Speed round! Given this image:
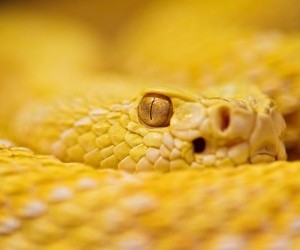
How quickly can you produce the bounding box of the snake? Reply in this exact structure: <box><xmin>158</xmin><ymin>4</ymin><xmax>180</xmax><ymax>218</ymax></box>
<box><xmin>1</xmin><ymin>8</ymin><xmax>300</xmax><ymax>250</ymax></box>
<box><xmin>0</xmin><ymin>79</ymin><xmax>296</xmax><ymax>250</ymax></box>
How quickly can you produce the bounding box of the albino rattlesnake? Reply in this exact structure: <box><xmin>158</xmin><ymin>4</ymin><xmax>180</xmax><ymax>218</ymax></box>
<box><xmin>0</xmin><ymin>81</ymin><xmax>297</xmax><ymax>249</ymax></box>
<box><xmin>1</xmin><ymin>4</ymin><xmax>300</xmax><ymax>249</ymax></box>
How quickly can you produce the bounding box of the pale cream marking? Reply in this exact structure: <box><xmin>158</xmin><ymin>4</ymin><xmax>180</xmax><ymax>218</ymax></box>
<box><xmin>49</xmin><ymin>187</ymin><xmax>74</xmax><ymax>202</ymax></box>
<box><xmin>0</xmin><ymin>139</ymin><xmax>14</xmax><ymax>147</ymax></box>
<box><xmin>102</xmin><ymin>207</ymin><xmax>127</xmax><ymax>233</ymax></box>
<box><xmin>0</xmin><ymin>217</ymin><xmax>21</xmax><ymax>234</ymax></box>
<box><xmin>77</xmin><ymin>178</ymin><xmax>98</xmax><ymax>190</ymax></box>
<box><xmin>269</xmin><ymin>237</ymin><xmax>290</xmax><ymax>250</ymax></box>
<box><xmin>21</xmin><ymin>200</ymin><xmax>47</xmax><ymax>218</ymax></box>
<box><xmin>121</xmin><ymin>100</ymin><xmax>131</xmax><ymax>105</ymax></box>
<box><xmin>289</xmin><ymin>217</ymin><xmax>300</xmax><ymax>234</ymax></box>
<box><xmin>121</xmin><ymin>194</ymin><xmax>158</xmax><ymax>214</ymax></box>
<box><xmin>118</xmin><ymin>233</ymin><xmax>152</xmax><ymax>250</ymax></box>
<box><xmin>119</xmin><ymin>172</ymin><xmax>144</xmax><ymax>185</ymax></box>
<box><xmin>89</xmin><ymin>108</ymin><xmax>109</xmax><ymax>118</ymax></box>
<box><xmin>110</xmin><ymin>104</ymin><xmax>126</xmax><ymax>111</ymax></box>
<box><xmin>13</xmin><ymin>147</ymin><xmax>32</xmax><ymax>152</ymax></box>
<box><xmin>74</xmin><ymin>117</ymin><xmax>93</xmax><ymax>127</ymax></box>
<box><xmin>216</xmin><ymin>236</ymin><xmax>246</xmax><ymax>250</ymax></box>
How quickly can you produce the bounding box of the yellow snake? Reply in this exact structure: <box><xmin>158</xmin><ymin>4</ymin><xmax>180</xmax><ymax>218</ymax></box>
<box><xmin>1</xmin><ymin>6</ymin><xmax>300</xmax><ymax>250</ymax></box>
<box><xmin>0</xmin><ymin>80</ymin><xmax>296</xmax><ymax>250</ymax></box>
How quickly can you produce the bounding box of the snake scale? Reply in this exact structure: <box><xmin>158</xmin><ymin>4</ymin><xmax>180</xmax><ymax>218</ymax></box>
<box><xmin>1</xmin><ymin>5</ymin><xmax>300</xmax><ymax>250</ymax></box>
<box><xmin>0</xmin><ymin>81</ymin><xmax>297</xmax><ymax>250</ymax></box>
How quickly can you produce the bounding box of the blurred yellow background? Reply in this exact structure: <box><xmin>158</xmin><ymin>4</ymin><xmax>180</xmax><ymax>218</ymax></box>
<box><xmin>0</xmin><ymin>0</ymin><xmax>300</xmax><ymax>97</ymax></box>
<box><xmin>1</xmin><ymin>0</ymin><xmax>300</xmax><ymax>83</ymax></box>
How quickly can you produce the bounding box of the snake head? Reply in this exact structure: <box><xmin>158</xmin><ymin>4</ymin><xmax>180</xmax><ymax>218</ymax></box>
<box><xmin>122</xmin><ymin>87</ymin><xmax>287</xmax><ymax>171</ymax></box>
<box><xmin>17</xmin><ymin>85</ymin><xmax>286</xmax><ymax>172</ymax></box>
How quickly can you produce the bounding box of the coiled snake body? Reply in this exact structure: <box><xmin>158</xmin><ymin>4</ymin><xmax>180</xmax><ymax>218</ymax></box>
<box><xmin>0</xmin><ymin>78</ymin><xmax>299</xmax><ymax>249</ymax></box>
<box><xmin>1</xmin><ymin>15</ymin><xmax>300</xmax><ymax>250</ymax></box>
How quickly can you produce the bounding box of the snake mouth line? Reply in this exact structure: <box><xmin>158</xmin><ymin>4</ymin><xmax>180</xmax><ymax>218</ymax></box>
<box><xmin>191</xmin><ymin>141</ymin><xmax>277</xmax><ymax>167</ymax></box>
<box><xmin>250</xmin><ymin>152</ymin><xmax>276</xmax><ymax>163</ymax></box>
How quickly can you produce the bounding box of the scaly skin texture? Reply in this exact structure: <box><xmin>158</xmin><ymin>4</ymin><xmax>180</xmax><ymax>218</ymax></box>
<box><xmin>0</xmin><ymin>84</ymin><xmax>290</xmax><ymax>249</ymax></box>
<box><xmin>0</xmin><ymin>145</ymin><xmax>300</xmax><ymax>249</ymax></box>
<box><xmin>13</xmin><ymin>87</ymin><xmax>286</xmax><ymax>171</ymax></box>
<box><xmin>0</xmin><ymin>6</ymin><xmax>299</xmax><ymax>249</ymax></box>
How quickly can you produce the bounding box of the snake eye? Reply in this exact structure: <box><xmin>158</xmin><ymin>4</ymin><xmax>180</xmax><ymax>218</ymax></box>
<box><xmin>138</xmin><ymin>93</ymin><xmax>173</xmax><ymax>127</ymax></box>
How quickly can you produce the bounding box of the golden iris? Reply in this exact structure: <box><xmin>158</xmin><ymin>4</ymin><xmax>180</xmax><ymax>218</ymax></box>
<box><xmin>138</xmin><ymin>93</ymin><xmax>173</xmax><ymax>127</ymax></box>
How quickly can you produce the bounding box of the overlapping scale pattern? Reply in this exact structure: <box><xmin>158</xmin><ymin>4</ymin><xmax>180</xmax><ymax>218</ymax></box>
<box><xmin>0</xmin><ymin>146</ymin><xmax>300</xmax><ymax>249</ymax></box>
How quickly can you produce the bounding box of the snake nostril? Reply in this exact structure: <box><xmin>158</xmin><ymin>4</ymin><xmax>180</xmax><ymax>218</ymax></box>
<box><xmin>192</xmin><ymin>137</ymin><xmax>206</xmax><ymax>153</ymax></box>
<box><xmin>218</xmin><ymin>106</ymin><xmax>231</xmax><ymax>132</ymax></box>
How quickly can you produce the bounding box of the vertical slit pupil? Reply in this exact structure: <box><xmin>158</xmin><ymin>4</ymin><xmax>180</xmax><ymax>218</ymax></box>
<box><xmin>192</xmin><ymin>137</ymin><xmax>206</xmax><ymax>153</ymax></box>
<box><xmin>149</xmin><ymin>98</ymin><xmax>155</xmax><ymax>120</ymax></box>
